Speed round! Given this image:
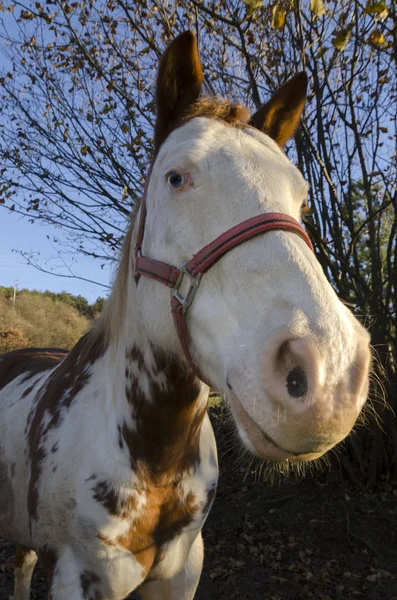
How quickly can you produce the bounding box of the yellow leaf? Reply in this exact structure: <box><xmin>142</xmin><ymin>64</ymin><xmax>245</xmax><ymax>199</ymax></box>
<box><xmin>364</xmin><ymin>1</ymin><xmax>388</xmax><ymax>15</ymax></box>
<box><xmin>19</xmin><ymin>9</ymin><xmax>35</xmax><ymax>20</ymax></box>
<box><xmin>367</xmin><ymin>28</ymin><xmax>386</xmax><ymax>46</ymax></box>
<box><xmin>332</xmin><ymin>28</ymin><xmax>351</xmax><ymax>51</ymax></box>
<box><xmin>310</xmin><ymin>0</ymin><xmax>326</xmax><ymax>18</ymax></box>
<box><xmin>272</xmin><ymin>3</ymin><xmax>287</xmax><ymax>29</ymax></box>
<box><xmin>244</xmin><ymin>0</ymin><xmax>262</xmax><ymax>16</ymax></box>
<box><xmin>121</xmin><ymin>185</ymin><xmax>128</xmax><ymax>202</ymax></box>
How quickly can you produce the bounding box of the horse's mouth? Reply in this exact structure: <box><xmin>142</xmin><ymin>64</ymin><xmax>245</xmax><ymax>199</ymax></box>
<box><xmin>227</xmin><ymin>390</ymin><xmax>328</xmax><ymax>462</ymax></box>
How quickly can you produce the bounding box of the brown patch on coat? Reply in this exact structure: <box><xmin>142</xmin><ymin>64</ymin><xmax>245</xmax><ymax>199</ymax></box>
<box><xmin>121</xmin><ymin>344</ymin><xmax>205</xmax><ymax>476</ymax></box>
<box><xmin>96</xmin><ymin>344</ymin><xmax>206</xmax><ymax>575</ymax></box>
<box><xmin>99</xmin><ymin>485</ymin><xmax>198</xmax><ymax>576</ymax></box>
<box><xmin>92</xmin><ymin>480</ymin><xmax>120</xmax><ymax>516</ymax></box>
<box><xmin>27</xmin><ymin>332</ymin><xmax>108</xmax><ymax>520</ymax></box>
<box><xmin>21</xmin><ymin>385</ymin><xmax>35</xmax><ymax>398</ymax></box>
<box><xmin>0</xmin><ymin>347</ymin><xmax>68</xmax><ymax>394</ymax></box>
<box><xmin>38</xmin><ymin>544</ymin><xmax>57</xmax><ymax>592</ymax></box>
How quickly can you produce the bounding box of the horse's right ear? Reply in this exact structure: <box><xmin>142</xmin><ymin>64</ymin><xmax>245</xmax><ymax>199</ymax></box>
<box><xmin>154</xmin><ymin>31</ymin><xmax>203</xmax><ymax>150</ymax></box>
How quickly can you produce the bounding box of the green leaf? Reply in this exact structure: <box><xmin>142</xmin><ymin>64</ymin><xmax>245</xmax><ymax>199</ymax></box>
<box><xmin>332</xmin><ymin>28</ymin><xmax>352</xmax><ymax>51</ymax></box>
<box><xmin>271</xmin><ymin>2</ymin><xmax>287</xmax><ymax>29</ymax></box>
<box><xmin>310</xmin><ymin>0</ymin><xmax>326</xmax><ymax>18</ymax></box>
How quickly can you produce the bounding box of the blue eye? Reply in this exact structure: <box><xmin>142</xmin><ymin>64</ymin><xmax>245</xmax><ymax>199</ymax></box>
<box><xmin>167</xmin><ymin>171</ymin><xmax>185</xmax><ymax>189</ymax></box>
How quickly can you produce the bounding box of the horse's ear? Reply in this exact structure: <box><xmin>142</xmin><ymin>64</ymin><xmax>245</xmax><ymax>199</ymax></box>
<box><xmin>154</xmin><ymin>31</ymin><xmax>203</xmax><ymax>149</ymax></box>
<box><xmin>249</xmin><ymin>72</ymin><xmax>307</xmax><ymax>146</ymax></box>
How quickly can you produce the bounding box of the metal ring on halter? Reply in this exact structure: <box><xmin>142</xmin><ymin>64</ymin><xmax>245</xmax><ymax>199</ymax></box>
<box><xmin>171</xmin><ymin>262</ymin><xmax>203</xmax><ymax>315</ymax></box>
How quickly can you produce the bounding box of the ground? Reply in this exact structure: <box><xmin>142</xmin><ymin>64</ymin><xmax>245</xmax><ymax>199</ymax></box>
<box><xmin>1</xmin><ymin>405</ymin><xmax>397</xmax><ymax>599</ymax></box>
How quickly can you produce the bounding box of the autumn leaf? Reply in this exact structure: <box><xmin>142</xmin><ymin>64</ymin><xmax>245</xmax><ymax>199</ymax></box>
<box><xmin>272</xmin><ymin>2</ymin><xmax>287</xmax><ymax>29</ymax></box>
<box><xmin>310</xmin><ymin>0</ymin><xmax>326</xmax><ymax>18</ymax></box>
<box><xmin>332</xmin><ymin>27</ymin><xmax>352</xmax><ymax>51</ymax></box>
<box><xmin>367</xmin><ymin>28</ymin><xmax>386</xmax><ymax>47</ymax></box>
<box><xmin>244</xmin><ymin>0</ymin><xmax>262</xmax><ymax>16</ymax></box>
<box><xmin>120</xmin><ymin>123</ymin><xmax>129</xmax><ymax>134</ymax></box>
<box><xmin>121</xmin><ymin>184</ymin><xmax>128</xmax><ymax>202</ymax></box>
<box><xmin>80</xmin><ymin>145</ymin><xmax>90</xmax><ymax>155</ymax></box>
<box><xmin>19</xmin><ymin>9</ymin><xmax>36</xmax><ymax>20</ymax></box>
<box><xmin>364</xmin><ymin>1</ymin><xmax>388</xmax><ymax>18</ymax></box>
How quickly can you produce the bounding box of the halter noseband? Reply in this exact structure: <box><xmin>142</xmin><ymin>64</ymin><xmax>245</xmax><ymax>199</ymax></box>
<box><xmin>134</xmin><ymin>187</ymin><xmax>314</xmax><ymax>386</ymax></box>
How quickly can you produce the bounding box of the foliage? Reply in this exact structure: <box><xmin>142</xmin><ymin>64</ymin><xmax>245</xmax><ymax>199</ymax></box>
<box><xmin>0</xmin><ymin>287</ymin><xmax>91</xmax><ymax>351</ymax></box>
<box><xmin>0</xmin><ymin>327</ymin><xmax>28</xmax><ymax>352</ymax></box>
<box><xmin>0</xmin><ymin>0</ymin><xmax>395</xmax><ymax>483</ymax></box>
<box><xmin>0</xmin><ymin>285</ymin><xmax>104</xmax><ymax>319</ymax></box>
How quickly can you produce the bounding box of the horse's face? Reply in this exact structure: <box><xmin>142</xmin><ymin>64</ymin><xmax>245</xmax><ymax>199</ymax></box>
<box><xmin>136</xmin><ymin>32</ymin><xmax>370</xmax><ymax>462</ymax></box>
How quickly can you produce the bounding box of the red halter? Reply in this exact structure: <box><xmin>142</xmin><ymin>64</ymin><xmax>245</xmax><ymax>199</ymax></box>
<box><xmin>134</xmin><ymin>188</ymin><xmax>314</xmax><ymax>386</ymax></box>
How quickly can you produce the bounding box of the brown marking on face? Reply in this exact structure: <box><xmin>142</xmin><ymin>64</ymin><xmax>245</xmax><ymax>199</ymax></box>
<box><xmin>27</xmin><ymin>332</ymin><xmax>108</xmax><ymax>521</ymax></box>
<box><xmin>80</xmin><ymin>570</ymin><xmax>101</xmax><ymax>600</ymax></box>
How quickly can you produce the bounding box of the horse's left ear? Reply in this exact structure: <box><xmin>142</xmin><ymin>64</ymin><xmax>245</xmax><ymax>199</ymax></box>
<box><xmin>249</xmin><ymin>72</ymin><xmax>307</xmax><ymax>146</ymax></box>
<box><xmin>154</xmin><ymin>31</ymin><xmax>203</xmax><ymax>149</ymax></box>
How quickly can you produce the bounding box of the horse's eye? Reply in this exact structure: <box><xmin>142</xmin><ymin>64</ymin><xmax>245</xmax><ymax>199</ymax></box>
<box><xmin>167</xmin><ymin>171</ymin><xmax>185</xmax><ymax>189</ymax></box>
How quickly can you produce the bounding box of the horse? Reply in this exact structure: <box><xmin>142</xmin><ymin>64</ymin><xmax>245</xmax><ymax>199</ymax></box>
<box><xmin>0</xmin><ymin>31</ymin><xmax>371</xmax><ymax>600</ymax></box>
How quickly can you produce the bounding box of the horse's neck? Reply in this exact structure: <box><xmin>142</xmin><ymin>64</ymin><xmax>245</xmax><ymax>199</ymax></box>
<box><xmin>90</xmin><ymin>250</ymin><xmax>209</xmax><ymax>477</ymax></box>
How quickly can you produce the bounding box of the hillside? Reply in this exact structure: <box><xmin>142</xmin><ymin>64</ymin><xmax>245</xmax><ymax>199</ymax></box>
<box><xmin>0</xmin><ymin>287</ymin><xmax>104</xmax><ymax>353</ymax></box>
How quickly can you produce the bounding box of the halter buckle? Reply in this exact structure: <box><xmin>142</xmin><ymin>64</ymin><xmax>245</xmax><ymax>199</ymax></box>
<box><xmin>171</xmin><ymin>262</ymin><xmax>202</xmax><ymax>314</ymax></box>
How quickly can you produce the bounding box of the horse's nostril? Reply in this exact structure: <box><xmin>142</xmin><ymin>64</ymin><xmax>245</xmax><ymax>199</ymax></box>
<box><xmin>286</xmin><ymin>366</ymin><xmax>308</xmax><ymax>398</ymax></box>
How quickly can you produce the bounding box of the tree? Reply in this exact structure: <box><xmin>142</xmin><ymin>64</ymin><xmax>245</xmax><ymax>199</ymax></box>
<box><xmin>0</xmin><ymin>0</ymin><xmax>395</xmax><ymax>484</ymax></box>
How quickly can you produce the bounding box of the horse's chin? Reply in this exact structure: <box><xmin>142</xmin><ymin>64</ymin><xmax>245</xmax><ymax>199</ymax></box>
<box><xmin>227</xmin><ymin>391</ymin><xmax>328</xmax><ymax>463</ymax></box>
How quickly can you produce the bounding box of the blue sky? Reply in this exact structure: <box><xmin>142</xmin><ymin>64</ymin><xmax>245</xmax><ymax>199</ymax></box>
<box><xmin>0</xmin><ymin>207</ymin><xmax>113</xmax><ymax>302</ymax></box>
<box><xmin>0</xmin><ymin>10</ymin><xmax>116</xmax><ymax>302</ymax></box>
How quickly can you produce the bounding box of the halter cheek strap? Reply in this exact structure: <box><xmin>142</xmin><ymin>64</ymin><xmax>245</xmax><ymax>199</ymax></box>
<box><xmin>134</xmin><ymin>191</ymin><xmax>314</xmax><ymax>386</ymax></box>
